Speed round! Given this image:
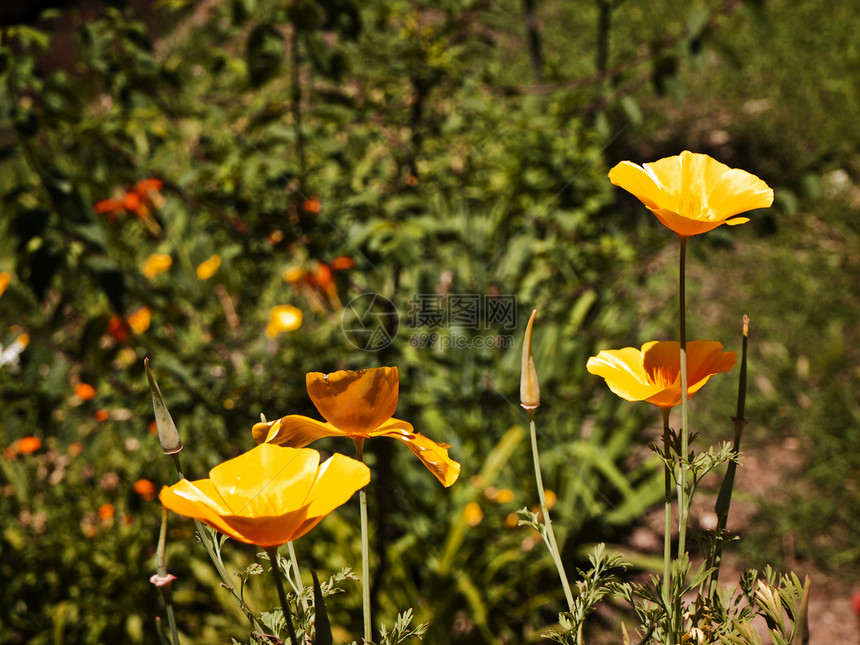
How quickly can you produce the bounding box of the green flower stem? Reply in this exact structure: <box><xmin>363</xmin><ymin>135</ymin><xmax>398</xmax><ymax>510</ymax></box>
<box><xmin>169</xmin><ymin>455</ymin><xmax>263</xmax><ymax>632</ymax></box>
<box><xmin>528</xmin><ymin>410</ymin><xmax>575</xmax><ymax>612</ymax></box>
<box><xmin>359</xmin><ymin>488</ymin><xmax>371</xmax><ymax>643</ymax></box>
<box><xmin>707</xmin><ymin>316</ymin><xmax>749</xmax><ymax>599</ymax></box>
<box><xmin>354</xmin><ymin>438</ymin><xmax>372</xmax><ymax>643</ymax></box>
<box><xmin>266</xmin><ymin>547</ymin><xmax>300</xmax><ymax>645</ymax></box>
<box><xmin>660</xmin><ymin>407</ymin><xmax>675</xmax><ymax>645</ymax></box>
<box><xmin>287</xmin><ymin>541</ymin><xmax>308</xmax><ymax>613</ymax></box>
<box><xmin>155</xmin><ymin>509</ymin><xmax>180</xmax><ymax>645</ymax></box>
<box><xmin>677</xmin><ymin>236</ymin><xmax>690</xmax><ymax>560</ymax></box>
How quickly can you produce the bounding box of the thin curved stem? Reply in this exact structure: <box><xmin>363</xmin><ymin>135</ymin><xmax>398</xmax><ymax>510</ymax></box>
<box><xmin>660</xmin><ymin>407</ymin><xmax>675</xmax><ymax>645</ymax></box>
<box><xmin>353</xmin><ymin>438</ymin><xmax>372</xmax><ymax>643</ymax></box>
<box><xmin>529</xmin><ymin>411</ymin><xmax>575</xmax><ymax>612</ymax></box>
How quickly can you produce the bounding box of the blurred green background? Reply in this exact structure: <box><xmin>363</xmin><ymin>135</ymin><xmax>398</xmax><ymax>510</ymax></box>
<box><xmin>1</xmin><ymin>0</ymin><xmax>858</xmax><ymax>642</ymax></box>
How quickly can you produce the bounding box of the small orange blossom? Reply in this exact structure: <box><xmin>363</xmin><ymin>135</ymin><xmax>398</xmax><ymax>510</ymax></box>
<box><xmin>587</xmin><ymin>340</ymin><xmax>736</xmax><ymax>409</ymax></box>
<box><xmin>252</xmin><ymin>367</ymin><xmax>460</xmax><ymax>487</ymax></box>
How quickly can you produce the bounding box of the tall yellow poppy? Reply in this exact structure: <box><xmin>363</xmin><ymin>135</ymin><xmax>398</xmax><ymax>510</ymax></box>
<box><xmin>251</xmin><ymin>367</ymin><xmax>460</xmax><ymax>487</ymax></box>
<box><xmin>586</xmin><ymin>340</ymin><xmax>736</xmax><ymax>409</ymax></box>
<box><xmin>608</xmin><ymin>151</ymin><xmax>773</xmax><ymax>237</ymax></box>
<box><xmin>159</xmin><ymin>443</ymin><xmax>369</xmax><ymax>548</ymax></box>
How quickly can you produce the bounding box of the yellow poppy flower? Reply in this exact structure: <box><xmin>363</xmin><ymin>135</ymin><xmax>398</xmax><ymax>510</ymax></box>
<box><xmin>265</xmin><ymin>305</ymin><xmax>303</xmax><ymax>337</ymax></box>
<box><xmin>196</xmin><ymin>254</ymin><xmax>221</xmax><ymax>280</ymax></box>
<box><xmin>159</xmin><ymin>443</ymin><xmax>370</xmax><ymax>548</ymax></box>
<box><xmin>608</xmin><ymin>151</ymin><xmax>773</xmax><ymax>237</ymax></box>
<box><xmin>142</xmin><ymin>253</ymin><xmax>173</xmax><ymax>279</ymax></box>
<box><xmin>251</xmin><ymin>367</ymin><xmax>461</xmax><ymax>487</ymax></box>
<box><xmin>586</xmin><ymin>340</ymin><xmax>736</xmax><ymax>408</ymax></box>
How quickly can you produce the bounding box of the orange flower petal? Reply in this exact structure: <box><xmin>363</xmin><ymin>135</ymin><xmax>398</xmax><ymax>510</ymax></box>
<box><xmin>609</xmin><ymin>151</ymin><xmax>773</xmax><ymax>237</ymax></box>
<box><xmin>588</xmin><ymin>340</ymin><xmax>736</xmax><ymax>409</ymax></box>
<box><xmin>159</xmin><ymin>444</ymin><xmax>369</xmax><ymax>547</ymax></box>
<box><xmin>75</xmin><ymin>383</ymin><xmax>97</xmax><ymax>401</ymax></box>
<box><xmin>371</xmin><ymin>418</ymin><xmax>461</xmax><ymax>487</ymax></box>
<box><xmin>15</xmin><ymin>436</ymin><xmax>42</xmax><ymax>454</ymax></box>
<box><xmin>252</xmin><ymin>415</ymin><xmax>347</xmax><ymax>446</ymax></box>
<box><xmin>306</xmin><ymin>367</ymin><xmax>400</xmax><ymax>435</ymax></box>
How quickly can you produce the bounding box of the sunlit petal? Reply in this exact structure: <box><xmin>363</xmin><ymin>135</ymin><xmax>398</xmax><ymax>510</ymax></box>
<box><xmin>306</xmin><ymin>367</ymin><xmax>399</xmax><ymax>434</ymax></box>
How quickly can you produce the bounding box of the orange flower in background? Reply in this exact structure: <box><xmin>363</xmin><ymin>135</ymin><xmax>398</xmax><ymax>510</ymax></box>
<box><xmin>98</xmin><ymin>503</ymin><xmax>115</xmax><ymax>520</ymax></box>
<box><xmin>95</xmin><ymin>178</ymin><xmax>164</xmax><ymax>222</ymax></box>
<box><xmin>608</xmin><ymin>151</ymin><xmax>774</xmax><ymax>237</ymax></box>
<box><xmin>159</xmin><ymin>443</ymin><xmax>370</xmax><ymax>548</ymax></box>
<box><xmin>133</xmin><ymin>478</ymin><xmax>157</xmax><ymax>501</ymax></box>
<box><xmin>95</xmin><ymin>409</ymin><xmax>110</xmax><ymax>422</ymax></box>
<box><xmin>142</xmin><ymin>253</ymin><xmax>173</xmax><ymax>279</ymax></box>
<box><xmin>301</xmin><ymin>196</ymin><xmax>322</xmax><ymax>214</ymax></box>
<box><xmin>587</xmin><ymin>340</ymin><xmax>736</xmax><ymax>409</ymax></box>
<box><xmin>107</xmin><ymin>316</ymin><xmax>131</xmax><ymax>343</ymax></box>
<box><xmin>11</xmin><ymin>436</ymin><xmax>42</xmax><ymax>455</ymax></box>
<box><xmin>75</xmin><ymin>383</ymin><xmax>97</xmax><ymax>401</ymax></box>
<box><xmin>127</xmin><ymin>306</ymin><xmax>151</xmax><ymax>335</ymax></box>
<box><xmin>265</xmin><ymin>305</ymin><xmax>303</xmax><ymax>338</ymax></box>
<box><xmin>463</xmin><ymin>502</ymin><xmax>484</xmax><ymax>527</ymax></box>
<box><xmin>330</xmin><ymin>256</ymin><xmax>355</xmax><ymax>271</ymax></box>
<box><xmin>196</xmin><ymin>254</ymin><xmax>221</xmax><ymax>280</ymax></box>
<box><xmin>0</xmin><ymin>271</ymin><xmax>10</xmax><ymax>298</ymax></box>
<box><xmin>252</xmin><ymin>367</ymin><xmax>461</xmax><ymax>487</ymax></box>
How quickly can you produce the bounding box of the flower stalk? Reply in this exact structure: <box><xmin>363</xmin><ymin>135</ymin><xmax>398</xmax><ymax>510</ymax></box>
<box><xmin>266</xmin><ymin>547</ymin><xmax>300</xmax><ymax>644</ymax></box>
<box><xmin>354</xmin><ymin>437</ymin><xmax>372</xmax><ymax>643</ymax></box>
<box><xmin>677</xmin><ymin>236</ymin><xmax>690</xmax><ymax>559</ymax></box>
<box><xmin>520</xmin><ymin>310</ymin><xmax>574</xmax><ymax>612</ymax></box>
<box><xmin>660</xmin><ymin>406</ymin><xmax>674</xmax><ymax>644</ymax></box>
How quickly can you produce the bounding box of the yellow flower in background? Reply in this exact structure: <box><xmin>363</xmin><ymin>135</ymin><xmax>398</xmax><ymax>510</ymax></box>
<box><xmin>252</xmin><ymin>367</ymin><xmax>461</xmax><ymax>487</ymax></box>
<box><xmin>196</xmin><ymin>254</ymin><xmax>221</xmax><ymax>280</ymax></box>
<box><xmin>264</xmin><ymin>305</ymin><xmax>303</xmax><ymax>338</ymax></box>
<box><xmin>142</xmin><ymin>253</ymin><xmax>172</xmax><ymax>279</ymax></box>
<box><xmin>159</xmin><ymin>443</ymin><xmax>369</xmax><ymax>548</ymax></box>
<box><xmin>463</xmin><ymin>502</ymin><xmax>484</xmax><ymax>527</ymax></box>
<box><xmin>0</xmin><ymin>271</ymin><xmax>10</xmax><ymax>298</ymax></box>
<box><xmin>608</xmin><ymin>151</ymin><xmax>773</xmax><ymax>237</ymax></box>
<box><xmin>127</xmin><ymin>306</ymin><xmax>152</xmax><ymax>335</ymax></box>
<box><xmin>587</xmin><ymin>340</ymin><xmax>736</xmax><ymax>409</ymax></box>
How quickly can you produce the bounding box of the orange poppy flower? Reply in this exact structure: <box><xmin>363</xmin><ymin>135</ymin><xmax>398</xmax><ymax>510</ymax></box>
<box><xmin>608</xmin><ymin>151</ymin><xmax>773</xmax><ymax>237</ymax></box>
<box><xmin>301</xmin><ymin>197</ymin><xmax>322</xmax><ymax>214</ymax></box>
<box><xmin>586</xmin><ymin>340</ymin><xmax>736</xmax><ymax>409</ymax></box>
<box><xmin>0</xmin><ymin>271</ymin><xmax>10</xmax><ymax>298</ymax></box>
<box><xmin>127</xmin><ymin>306</ymin><xmax>151</xmax><ymax>335</ymax></box>
<box><xmin>95</xmin><ymin>178</ymin><xmax>163</xmax><ymax>221</ymax></box>
<box><xmin>14</xmin><ymin>436</ymin><xmax>42</xmax><ymax>455</ymax></box>
<box><xmin>196</xmin><ymin>254</ymin><xmax>221</xmax><ymax>280</ymax></box>
<box><xmin>142</xmin><ymin>253</ymin><xmax>173</xmax><ymax>279</ymax></box>
<box><xmin>75</xmin><ymin>383</ymin><xmax>97</xmax><ymax>401</ymax></box>
<box><xmin>251</xmin><ymin>367</ymin><xmax>460</xmax><ymax>487</ymax></box>
<box><xmin>107</xmin><ymin>316</ymin><xmax>131</xmax><ymax>343</ymax></box>
<box><xmin>159</xmin><ymin>443</ymin><xmax>370</xmax><ymax>548</ymax></box>
<box><xmin>133</xmin><ymin>478</ymin><xmax>157</xmax><ymax>501</ymax></box>
<box><xmin>95</xmin><ymin>409</ymin><xmax>110</xmax><ymax>422</ymax></box>
<box><xmin>98</xmin><ymin>503</ymin><xmax>115</xmax><ymax>520</ymax></box>
<box><xmin>330</xmin><ymin>256</ymin><xmax>355</xmax><ymax>271</ymax></box>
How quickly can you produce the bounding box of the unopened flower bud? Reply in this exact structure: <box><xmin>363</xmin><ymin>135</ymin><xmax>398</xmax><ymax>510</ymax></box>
<box><xmin>520</xmin><ymin>309</ymin><xmax>540</xmax><ymax>410</ymax></box>
<box><xmin>145</xmin><ymin>358</ymin><xmax>183</xmax><ymax>454</ymax></box>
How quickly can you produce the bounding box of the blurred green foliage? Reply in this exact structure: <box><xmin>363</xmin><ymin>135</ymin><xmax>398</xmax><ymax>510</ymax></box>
<box><xmin>1</xmin><ymin>0</ymin><xmax>858</xmax><ymax>643</ymax></box>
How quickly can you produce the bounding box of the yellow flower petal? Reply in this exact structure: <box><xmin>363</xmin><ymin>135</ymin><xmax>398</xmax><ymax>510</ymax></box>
<box><xmin>159</xmin><ymin>444</ymin><xmax>369</xmax><ymax>547</ymax></box>
<box><xmin>265</xmin><ymin>305</ymin><xmax>303</xmax><ymax>338</ymax></box>
<box><xmin>609</xmin><ymin>151</ymin><xmax>773</xmax><ymax>237</ymax></box>
<box><xmin>587</xmin><ymin>340</ymin><xmax>736</xmax><ymax>409</ymax></box>
<box><xmin>306</xmin><ymin>367</ymin><xmax>399</xmax><ymax>435</ymax></box>
<box><xmin>196</xmin><ymin>254</ymin><xmax>221</xmax><ymax>280</ymax></box>
<box><xmin>142</xmin><ymin>253</ymin><xmax>173</xmax><ymax>279</ymax></box>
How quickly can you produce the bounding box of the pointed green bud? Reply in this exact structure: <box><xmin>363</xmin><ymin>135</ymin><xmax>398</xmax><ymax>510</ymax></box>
<box><xmin>145</xmin><ymin>358</ymin><xmax>183</xmax><ymax>454</ymax></box>
<box><xmin>520</xmin><ymin>309</ymin><xmax>540</xmax><ymax>410</ymax></box>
